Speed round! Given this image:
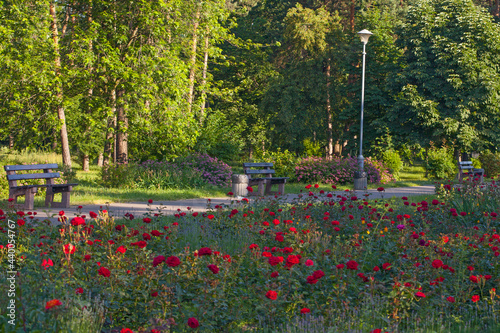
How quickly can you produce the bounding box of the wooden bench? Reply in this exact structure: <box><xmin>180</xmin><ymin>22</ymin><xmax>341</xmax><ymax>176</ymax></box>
<box><xmin>5</xmin><ymin>164</ymin><xmax>78</xmax><ymax>210</ymax></box>
<box><xmin>243</xmin><ymin>162</ymin><xmax>289</xmax><ymax>196</ymax></box>
<box><xmin>458</xmin><ymin>161</ymin><xmax>484</xmax><ymax>183</ymax></box>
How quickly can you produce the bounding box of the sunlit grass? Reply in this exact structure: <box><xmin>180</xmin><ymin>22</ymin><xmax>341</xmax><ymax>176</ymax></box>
<box><xmin>1</xmin><ymin>148</ymin><xmax>437</xmax><ymax>205</ymax></box>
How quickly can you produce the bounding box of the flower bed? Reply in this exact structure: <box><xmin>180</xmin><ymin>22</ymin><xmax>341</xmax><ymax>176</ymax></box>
<box><xmin>1</xmin><ymin>179</ymin><xmax>500</xmax><ymax>332</ymax></box>
<box><xmin>295</xmin><ymin>156</ymin><xmax>395</xmax><ymax>185</ymax></box>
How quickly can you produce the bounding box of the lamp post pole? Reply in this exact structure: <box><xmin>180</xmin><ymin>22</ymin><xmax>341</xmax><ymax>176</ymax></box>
<box><xmin>354</xmin><ymin>29</ymin><xmax>372</xmax><ymax>191</ymax></box>
<box><xmin>358</xmin><ymin>40</ymin><xmax>367</xmax><ymax>173</ymax></box>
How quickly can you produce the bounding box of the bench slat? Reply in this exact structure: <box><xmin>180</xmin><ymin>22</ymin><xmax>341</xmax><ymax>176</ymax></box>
<box><xmin>11</xmin><ymin>183</ymin><xmax>78</xmax><ymax>189</ymax></box>
<box><xmin>7</xmin><ymin>173</ymin><xmax>60</xmax><ymax>181</ymax></box>
<box><xmin>4</xmin><ymin>164</ymin><xmax>59</xmax><ymax>171</ymax></box>
<box><xmin>243</xmin><ymin>163</ymin><xmax>274</xmax><ymax>168</ymax></box>
<box><xmin>245</xmin><ymin>169</ymin><xmax>276</xmax><ymax>174</ymax></box>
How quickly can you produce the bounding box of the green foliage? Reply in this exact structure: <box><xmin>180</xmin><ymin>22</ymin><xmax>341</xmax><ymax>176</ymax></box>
<box><xmin>386</xmin><ymin>0</ymin><xmax>500</xmax><ymax>152</ymax></box>
<box><xmin>303</xmin><ymin>138</ymin><xmax>323</xmax><ymax>157</ymax></box>
<box><xmin>254</xmin><ymin>148</ymin><xmax>299</xmax><ymax>180</ymax></box>
<box><xmin>425</xmin><ymin>147</ymin><xmax>458</xmax><ymax>179</ymax></box>
<box><xmin>381</xmin><ymin>150</ymin><xmax>404</xmax><ymax>180</ymax></box>
<box><xmin>479</xmin><ymin>151</ymin><xmax>500</xmax><ymax>178</ymax></box>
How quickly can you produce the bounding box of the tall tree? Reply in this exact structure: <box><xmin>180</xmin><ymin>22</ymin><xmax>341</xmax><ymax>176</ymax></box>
<box><xmin>386</xmin><ymin>0</ymin><xmax>500</xmax><ymax>156</ymax></box>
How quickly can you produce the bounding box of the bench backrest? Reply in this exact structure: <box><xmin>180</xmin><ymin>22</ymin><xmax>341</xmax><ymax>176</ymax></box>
<box><xmin>4</xmin><ymin>164</ymin><xmax>60</xmax><ymax>188</ymax></box>
<box><xmin>243</xmin><ymin>162</ymin><xmax>275</xmax><ymax>178</ymax></box>
<box><xmin>458</xmin><ymin>161</ymin><xmax>474</xmax><ymax>171</ymax></box>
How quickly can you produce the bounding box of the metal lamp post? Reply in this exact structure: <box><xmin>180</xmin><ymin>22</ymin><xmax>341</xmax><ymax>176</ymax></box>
<box><xmin>354</xmin><ymin>29</ymin><xmax>373</xmax><ymax>191</ymax></box>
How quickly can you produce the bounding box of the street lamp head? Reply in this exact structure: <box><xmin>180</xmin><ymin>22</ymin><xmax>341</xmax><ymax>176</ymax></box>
<box><xmin>357</xmin><ymin>29</ymin><xmax>373</xmax><ymax>44</ymax></box>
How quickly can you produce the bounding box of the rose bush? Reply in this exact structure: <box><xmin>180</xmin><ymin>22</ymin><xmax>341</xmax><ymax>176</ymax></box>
<box><xmin>0</xmin><ymin>178</ymin><xmax>499</xmax><ymax>332</ymax></box>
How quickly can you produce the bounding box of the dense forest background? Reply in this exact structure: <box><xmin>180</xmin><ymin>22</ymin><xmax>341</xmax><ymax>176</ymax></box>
<box><xmin>1</xmin><ymin>0</ymin><xmax>500</xmax><ymax>170</ymax></box>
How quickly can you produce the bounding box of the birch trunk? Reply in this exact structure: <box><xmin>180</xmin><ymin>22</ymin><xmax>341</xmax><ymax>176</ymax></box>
<box><xmin>50</xmin><ymin>2</ymin><xmax>72</xmax><ymax>168</ymax></box>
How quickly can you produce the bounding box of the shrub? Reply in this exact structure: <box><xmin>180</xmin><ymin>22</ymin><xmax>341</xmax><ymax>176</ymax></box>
<box><xmin>254</xmin><ymin>149</ymin><xmax>299</xmax><ymax>180</ymax></box>
<box><xmin>381</xmin><ymin>150</ymin><xmax>403</xmax><ymax>180</ymax></box>
<box><xmin>100</xmin><ymin>153</ymin><xmax>232</xmax><ymax>189</ymax></box>
<box><xmin>479</xmin><ymin>151</ymin><xmax>500</xmax><ymax>178</ymax></box>
<box><xmin>425</xmin><ymin>147</ymin><xmax>457</xmax><ymax>180</ymax></box>
<box><xmin>295</xmin><ymin>156</ymin><xmax>394</xmax><ymax>185</ymax></box>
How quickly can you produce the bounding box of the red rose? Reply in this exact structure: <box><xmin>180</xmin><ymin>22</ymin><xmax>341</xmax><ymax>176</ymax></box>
<box><xmin>382</xmin><ymin>263</ymin><xmax>392</xmax><ymax>270</ymax></box>
<box><xmin>193</xmin><ymin>212</ymin><xmax>199</xmax><ymax>217</ymax></box>
<box><xmin>300</xmin><ymin>308</ymin><xmax>311</xmax><ymax>314</ymax></box>
<box><xmin>166</xmin><ymin>256</ymin><xmax>180</xmax><ymax>267</ymax></box>
<box><xmin>246</xmin><ymin>186</ymin><xmax>253</xmax><ymax>192</ymax></box>
<box><xmin>187</xmin><ymin>317</ymin><xmax>199</xmax><ymax>328</ymax></box>
<box><xmin>346</xmin><ymin>260</ymin><xmax>358</xmax><ymax>270</ymax></box>
<box><xmin>270</xmin><ymin>271</ymin><xmax>279</xmax><ymax>278</ymax></box>
<box><xmin>63</xmin><ymin>244</ymin><xmax>76</xmax><ymax>254</ymax></box>
<box><xmin>415</xmin><ymin>292</ymin><xmax>426</xmax><ymax>298</ymax></box>
<box><xmin>153</xmin><ymin>255</ymin><xmax>166</xmax><ymax>267</ymax></box>
<box><xmin>285</xmin><ymin>255</ymin><xmax>300</xmax><ymax>268</ymax></box>
<box><xmin>306</xmin><ymin>275</ymin><xmax>318</xmax><ymax>284</ymax></box>
<box><xmin>116</xmin><ymin>246</ymin><xmax>127</xmax><ymax>254</ymax></box>
<box><xmin>431</xmin><ymin>259</ymin><xmax>443</xmax><ymax>269</ymax></box>
<box><xmin>98</xmin><ymin>267</ymin><xmax>111</xmax><ymax>277</ymax></box>
<box><xmin>70</xmin><ymin>217</ymin><xmax>86</xmax><ymax>226</ymax></box>
<box><xmin>207</xmin><ymin>214</ymin><xmax>215</xmax><ymax>220</ymax></box>
<box><xmin>143</xmin><ymin>217</ymin><xmax>152</xmax><ymax>223</ymax></box>
<box><xmin>75</xmin><ymin>288</ymin><xmax>83</xmax><ymax>294</ymax></box>
<box><xmin>208</xmin><ymin>264</ymin><xmax>219</xmax><ymax>274</ymax></box>
<box><xmin>336</xmin><ymin>264</ymin><xmax>345</xmax><ymax>269</ymax></box>
<box><xmin>84</xmin><ymin>254</ymin><xmax>91</xmax><ymax>262</ymax></box>
<box><xmin>472</xmin><ymin>295</ymin><xmax>480</xmax><ymax>302</ymax></box>
<box><xmin>131</xmin><ymin>241</ymin><xmax>148</xmax><ymax>249</ymax></box>
<box><xmin>312</xmin><ymin>270</ymin><xmax>325</xmax><ymax>280</ymax></box>
<box><xmin>265</xmin><ymin>290</ymin><xmax>278</xmax><ymax>300</ymax></box>
<box><xmin>148</xmin><ymin>199</ymin><xmax>153</xmax><ymax>204</ymax></box>
<box><xmin>447</xmin><ymin>296</ymin><xmax>455</xmax><ymax>303</ymax></box>
<box><xmin>89</xmin><ymin>211</ymin><xmax>98</xmax><ymax>218</ymax></box>
<box><xmin>198</xmin><ymin>247</ymin><xmax>212</xmax><ymax>256</ymax></box>
<box><xmin>45</xmin><ymin>299</ymin><xmax>62</xmax><ymax>310</ymax></box>
<box><xmin>469</xmin><ymin>275</ymin><xmax>478</xmax><ymax>283</ymax></box>
<box><xmin>17</xmin><ymin>219</ymin><xmax>25</xmax><ymax>226</ymax></box>
<box><xmin>121</xmin><ymin>328</ymin><xmax>134</xmax><ymax>333</ymax></box>
<box><xmin>373</xmin><ymin>266</ymin><xmax>380</xmax><ymax>272</ymax></box>
<box><xmin>268</xmin><ymin>256</ymin><xmax>281</xmax><ymax>266</ymax></box>
<box><xmin>151</xmin><ymin>230</ymin><xmax>164</xmax><ymax>237</ymax></box>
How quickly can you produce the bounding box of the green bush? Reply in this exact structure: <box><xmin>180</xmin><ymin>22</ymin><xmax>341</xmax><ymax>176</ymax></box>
<box><xmin>479</xmin><ymin>151</ymin><xmax>500</xmax><ymax>178</ymax></box>
<box><xmin>381</xmin><ymin>150</ymin><xmax>403</xmax><ymax>180</ymax></box>
<box><xmin>254</xmin><ymin>148</ymin><xmax>299</xmax><ymax>180</ymax></box>
<box><xmin>425</xmin><ymin>147</ymin><xmax>457</xmax><ymax>180</ymax></box>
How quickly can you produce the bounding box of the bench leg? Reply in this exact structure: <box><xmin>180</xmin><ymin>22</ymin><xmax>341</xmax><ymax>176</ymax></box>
<box><xmin>24</xmin><ymin>188</ymin><xmax>36</xmax><ymax>210</ymax></box>
<box><xmin>257</xmin><ymin>181</ymin><xmax>266</xmax><ymax>196</ymax></box>
<box><xmin>45</xmin><ymin>188</ymin><xmax>54</xmax><ymax>207</ymax></box>
<box><xmin>48</xmin><ymin>192</ymin><xmax>71</xmax><ymax>208</ymax></box>
<box><xmin>278</xmin><ymin>183</ymin><xmax>285</xmax><ymax>195</ymax></box>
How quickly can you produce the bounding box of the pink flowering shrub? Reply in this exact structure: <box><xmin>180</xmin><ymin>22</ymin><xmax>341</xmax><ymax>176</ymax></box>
<box><xmin>295</xmin><ymin>156</ymin><xmax>394</xmax><ymax>184</ymax></box>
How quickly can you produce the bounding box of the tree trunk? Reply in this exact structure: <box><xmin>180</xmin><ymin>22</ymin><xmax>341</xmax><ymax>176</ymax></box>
<box><xmin>200</xmin><ymin>31</ymin><xmax>210</xmax><ymax>124</ymax></box>
<box><xmin>350</xmin><ymin>0</ymin><xmax>355</xmax><ymax>31</ymax></box>
<box><xmin>50</xmin><ymin>2</ymin><xmax>72</xmax><ymax>168</ymax></box>
<box><xmin>9</xmin><ymin>134</ymin><xmax>14</xmax><ymax>149</ymax></box>
<box><xmin>103</xmin><ymin>89</ymin><xmax>116</xmax><ymax>166</ymax></box>
<box><xmin>82</xmin><ymin>154</ymin><xmax>90</xmax><ymax>172</ymax></box>
<box><xmin>187</xmin><ymin>5</ymin><xmax>201</xmax><ymax>114</ymax></box>
<box><xmin>97</xmin><ymin>153</ymin><xmax>103</xmax><ymax>167</ymax></box>
<box><xmin>326</xmin><ymin>59</ymin><xmax>333</xmax><ymax>160</ymax></box>
<box><xmin>116</xmin><ymin>89</ymin><xmax>128</xmax><ymax>164</ymax></box>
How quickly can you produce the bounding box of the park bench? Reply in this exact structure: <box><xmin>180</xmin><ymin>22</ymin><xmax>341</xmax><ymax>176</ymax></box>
<box><xmin>243</xmin><ymin>162</ymin><xmax>289</xmax><ymax>196</ymax></box>
<box><xmin>4</xmin><ymin>164</ymin><xmax>78</xmax><ymax>210</ymax></box>
<box><xmin>458</xmin><ymin>161</ymin><xmax>484</xmax><ymax>183</ymax></box>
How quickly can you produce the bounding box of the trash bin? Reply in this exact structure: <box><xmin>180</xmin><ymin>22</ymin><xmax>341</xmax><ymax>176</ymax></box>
<box><xmin>232</xmin><ymin>174</ymin><xmax>249</xmax><ymax>197</ymax></box>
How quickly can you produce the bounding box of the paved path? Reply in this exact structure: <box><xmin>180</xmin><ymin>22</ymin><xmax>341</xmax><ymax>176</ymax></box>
<box><xmin>21</xmin><ymin>186</ymin><xmax>435</xmax><ymax>222</ymax></box>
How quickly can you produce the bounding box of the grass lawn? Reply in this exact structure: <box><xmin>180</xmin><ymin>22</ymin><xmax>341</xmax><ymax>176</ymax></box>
<box><xmin>0</xmin><ymin>149</ymin><xmax>435</xmax><ymax>206</ymax></box>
